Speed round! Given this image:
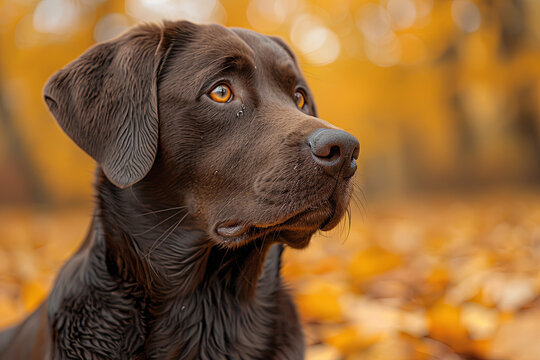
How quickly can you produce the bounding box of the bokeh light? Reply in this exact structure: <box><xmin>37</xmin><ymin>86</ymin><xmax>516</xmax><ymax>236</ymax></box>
<box><xmin>246</xmin><ymin>0</ymin><xmax>298</xmax><ymax>32</ymax></box>
<box><xmin>357</xmin><ymin>3</ymin><xmax>394</xmax><ymax>45</ymax></box>
<box><xmin>93</xmin><ymin>13</ymin><xmax>129</xmax><ymax>42</ymax></box>
<box><xmin>387</xmin><ymin>0</ymin><xmax>417</xmax><ymax>30</ymax></box>
<box><xmin>33</xmin><ymin>0</ymin><xmax>80</xmax><ymax>35</ymax></box>
<box><xmin>451</xmin><ymin>0</ymin><xmax>481</xmax><ymax>33</ymax></box>
<box><xmin>2</xmin><ymin>1</ymin><xmax>540</xmax><ymax>359</ymax></box>
<box><xmin>126</xmin><ymin>0</ymin><xmax>225</xmax><ymax>23</ymax></box>
<box><xmin>290</xmin><ymin>14</ymin><xmax>340</xmax><ymax>66</ymax></box>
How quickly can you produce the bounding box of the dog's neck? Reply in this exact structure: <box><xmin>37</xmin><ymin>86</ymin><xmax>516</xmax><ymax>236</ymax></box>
<box><xmin>91</xmin><ymin>173</ymin><xmax>288</xmax><ymax>356</ymax></box>
<box><xmin>96</xmin><ymin>174</ymin><xmax>282</xmax><ymax>300</ymax></box>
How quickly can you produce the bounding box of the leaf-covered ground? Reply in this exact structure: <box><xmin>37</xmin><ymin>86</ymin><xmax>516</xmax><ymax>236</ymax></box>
<box><xmin>1</xmin><ymin>191</ymin><xmax>539</xmax><ymax>359</ymax></box>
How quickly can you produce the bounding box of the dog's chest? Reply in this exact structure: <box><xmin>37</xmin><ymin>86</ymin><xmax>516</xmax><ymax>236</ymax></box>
<box><xmin>147</xmin><ymin>289</ymin><xmax>277</xmax><ymax>360</ymax></box>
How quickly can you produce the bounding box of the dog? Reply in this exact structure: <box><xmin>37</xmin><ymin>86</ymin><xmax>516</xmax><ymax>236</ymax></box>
<box><xmin>0</xmin><ymin>20</ymin><xmax>359</xmax><ymax>359</ymax></box>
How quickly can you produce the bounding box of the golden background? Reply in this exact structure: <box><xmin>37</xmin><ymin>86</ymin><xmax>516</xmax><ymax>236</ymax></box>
<box><xmin>1</xmin><ymin>0</ymin><xmax>540</xmax><ymax>359</ymax></box>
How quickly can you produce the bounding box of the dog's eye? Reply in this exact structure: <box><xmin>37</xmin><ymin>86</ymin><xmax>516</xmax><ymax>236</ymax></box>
<box><xmin>294</xmin><ymin>90</ymin><xmax>306</xmax><ymax>109</ymax></box>
<box><xmin>209</xmin><ymin>84</ymin><xmax>233</xmax><ymax>103</ymax></box>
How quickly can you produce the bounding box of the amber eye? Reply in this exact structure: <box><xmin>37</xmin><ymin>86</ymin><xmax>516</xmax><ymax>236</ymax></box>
<box><xmin>209</xmin><ymin>84</ymin><xmax>233</xmax><ymax>103</ymax></box>
<box><xmin>294</xmin><ymin>90</ymin><xmax>306</xmax><ymax>109</ymax></box>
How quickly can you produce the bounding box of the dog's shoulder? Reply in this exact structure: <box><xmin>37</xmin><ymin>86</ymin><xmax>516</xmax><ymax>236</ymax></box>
<box><xmin>47</xmin><ymin>226</ymin><xmax>146</xmax><ymax>359</ymax></box>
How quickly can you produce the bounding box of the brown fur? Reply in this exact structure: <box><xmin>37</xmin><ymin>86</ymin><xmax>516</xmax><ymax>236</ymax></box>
<box><xmin>0</xmin><ymin>20</ymin><xmax>358</xmax><ymax>359</ymax></box>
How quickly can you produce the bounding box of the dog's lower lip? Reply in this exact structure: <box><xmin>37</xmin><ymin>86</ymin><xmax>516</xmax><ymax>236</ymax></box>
<box><xmin>217</xmin><ymin>207</ymin><xmax>328</xmax><ymax>241</ymax></box>
<box><xmin>216</xmin><ymin>224</ymin><xmax>247</xmax><ymax>238</ymax></box>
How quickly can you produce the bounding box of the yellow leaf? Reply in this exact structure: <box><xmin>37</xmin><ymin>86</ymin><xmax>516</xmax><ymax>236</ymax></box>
<box><xmin>323</xmin><ymin>325</ymin><xmax>379</xmax><ymax>355</ymax></box>
<box><xmin>349</xmin><ymin>247</ymin><xmax>402</xmax><ymax>282</ymax></box>
<box><xmin>296</xmin><ymin>281</ymin><xmax>344</xmax><ymax>322</ymax></box>
<box><xmin>427</xmin><ymin>301</ymin><xmax>469</xmax><ymax>352</ymax></box>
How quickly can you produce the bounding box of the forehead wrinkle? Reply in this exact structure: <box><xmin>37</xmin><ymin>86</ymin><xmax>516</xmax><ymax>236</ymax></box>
<box><xmin>187</xmin><ymin>42</ymin><xmax>254</xmax><ymax>68</ymax></box>
<box><xmin>231</xmin><ymin>28</ymin><xmax>290</xmax><ymax>61</ymax></box>
<box><xmin>197</xmin><ymin>54</ymin><xmax>257</xmax><ymax>89</ymax></box>
<box><xmin>230</xmin><ymin>29</ymin><xmax>302</xmax><ymax>91</ymax></box>
<box><xmin>268</xmin><ymin>61</ymin><xmax>298</xmax><ymax>95</ymax></box>
<box><xmin>268</xmin><ymin>36</ymin><xmax>298</xmax><ymax>64</ymax></box>
<box><xmin>166</xmin><ymin>26</ymin><xmax>257</xmax><ymax>98</ymax></box>
<box><xmin>203</xmin><ymin>24</ymin><xmax>256</xmax><ymax>60</ymax></box>
<box><xmin>196</xmin><ymin>27</ymin><xmax>256</xmax><ymax>76</ymax></box>
<box><xmin>215</xmin><ymin>54</ymin><xmax>255</xmax><ymax>75</ymax></box>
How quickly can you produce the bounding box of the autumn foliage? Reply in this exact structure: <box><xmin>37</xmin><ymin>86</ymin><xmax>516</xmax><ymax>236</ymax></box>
<box><xmin>1</xmin><ymin>0</ymin><xmax>540</xmax><ymax>359</ymax></box>
<box><xmin>1</xmin><ymin>192</ymin><xmax>539</xmax><ymax>359</ymax></box>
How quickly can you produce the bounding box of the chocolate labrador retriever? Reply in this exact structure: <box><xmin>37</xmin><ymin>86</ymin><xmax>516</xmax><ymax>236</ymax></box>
<box><xmin>0</xmin><ymin>20</ymin><xmax>359</xmax><ymax>359</ymax></box>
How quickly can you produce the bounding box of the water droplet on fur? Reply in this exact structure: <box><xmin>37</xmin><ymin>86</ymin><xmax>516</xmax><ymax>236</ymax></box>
<box><xmin>236</xmin><ymin>103</ymin><xmax>247</xmax><ymax>118</ymax></box>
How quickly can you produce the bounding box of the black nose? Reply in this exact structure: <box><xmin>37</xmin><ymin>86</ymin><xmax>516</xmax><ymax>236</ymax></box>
<box><xmin>307</xmin><ymin>129</ymin><xmax>359</xmax><ymax>178</ymax></box>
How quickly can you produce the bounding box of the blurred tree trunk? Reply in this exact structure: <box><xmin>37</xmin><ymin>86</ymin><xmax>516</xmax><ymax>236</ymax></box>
<box><xmin>0</xmin><ymin>67</ymin><xmax>51</xmax><ymax>206</ymax></box>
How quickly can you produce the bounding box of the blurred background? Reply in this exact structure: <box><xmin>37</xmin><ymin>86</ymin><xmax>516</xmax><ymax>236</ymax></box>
<box><xmin>0</xmin><ymin>0</ymin><xmax>539</xmax><ymax>359</ymax></box>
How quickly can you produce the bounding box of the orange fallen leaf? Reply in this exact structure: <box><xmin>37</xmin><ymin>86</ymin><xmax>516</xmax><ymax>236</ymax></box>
<box><xmin>426</xmin><ymin>301</ymin><xmax>469</xmax><ymax>352</ymax></box>
<box><xmin>349</xmin><ymin>246</ymin><xmax>402</xmax><ymax>283</ymax></box>
<box><xmin>296</xmin><ymin>281</ymin><xmax>344</xmax><ymax>322</ymax></box>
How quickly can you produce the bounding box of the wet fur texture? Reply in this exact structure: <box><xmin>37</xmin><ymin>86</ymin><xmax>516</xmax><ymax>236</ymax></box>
<box><xmin>0</xmin><ymin>20</ymin><xmax>356</xmax><ymax>359</ymax></box>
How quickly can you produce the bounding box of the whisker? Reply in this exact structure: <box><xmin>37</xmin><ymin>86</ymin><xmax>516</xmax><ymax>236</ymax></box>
<box><xmin>351</xmin><ymin>181</ymin><xmax>367</xmax><ymax>220</ymax></box>
<box><xmin>254</xmin><ymin>232</ymin><xmax>263</xmax><ymax>254</ymax></box>
<box><xmin>146</xmin><ymin>212</ymin><xmax>189</xmax><ymax>258</ymax></box>
<box><xmin>132</xmin><ymin>233</ymin><xmax>160</xmax><ymax>284</ymax></box>
<box><xmin>136</xmin><ymin>205</ymin><xmax>188</xmax><ymax>217</ymax></box>
<box><xmin>344</xmin><ymin>206</ymin><xmax>352</xmax><ymax>242</ymax></box>
<box><xmin>233</xmin><ymin>250</ymin><xmax>254</xmax><ymax>287</ymax></box>
<box><xmin>134</xmin><ymin>209</ymin><xmax>184</xmax><ymax>236</ymax></box>
<box><xmin>217</xmin><ymin>243</ymin><xmax>233</xmax><ymax>273</ymax></box>
<box><xmin>129</xmin><ymin>186</ymin><xmax>151</xmax><ymax>212</ymax></box>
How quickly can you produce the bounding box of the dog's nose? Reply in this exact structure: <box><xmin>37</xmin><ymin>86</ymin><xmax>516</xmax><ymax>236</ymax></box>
<box><xmin>307</xmin><ymin>129</ymin><xmax>359</xmax><ymax>178</ymax></box>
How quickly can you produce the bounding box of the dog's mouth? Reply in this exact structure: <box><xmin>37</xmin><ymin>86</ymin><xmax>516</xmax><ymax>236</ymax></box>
<box><xmin>214</xmin><ymin>200</ymin><xmax>338</xmax><ymax>246</ymax></box>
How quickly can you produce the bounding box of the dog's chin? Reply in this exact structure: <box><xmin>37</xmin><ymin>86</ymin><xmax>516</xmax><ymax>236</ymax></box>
<box><xmin>212</xmin><ymin>196</ymin><xmax>349</xmax><ymax>249</ymax></box>
<box><xmin>212</xmin><ymin>208</ymin><xmax>327</xmax><ymax>248</ymax></box>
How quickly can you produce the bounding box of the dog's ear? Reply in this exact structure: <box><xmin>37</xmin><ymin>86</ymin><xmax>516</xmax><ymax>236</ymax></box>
<box><xmin>43</xmin><ymin>23</ymin><xmax>175</xmax><ymax>188</ymax></box>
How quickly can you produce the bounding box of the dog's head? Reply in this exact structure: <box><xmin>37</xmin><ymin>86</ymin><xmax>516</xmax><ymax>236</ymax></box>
<box><xmin>44</xmin><ymin>21</ymin><xmax>359</xmax><ymax>249</ymax></box>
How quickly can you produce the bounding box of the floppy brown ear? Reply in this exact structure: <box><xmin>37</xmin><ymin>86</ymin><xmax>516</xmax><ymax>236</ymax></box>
<box><xmin>43</xmin><ymin>23</ymin><xmax>172</xmax><ymax>188</ymax></box>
